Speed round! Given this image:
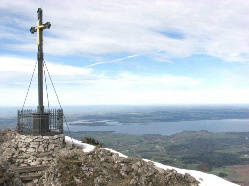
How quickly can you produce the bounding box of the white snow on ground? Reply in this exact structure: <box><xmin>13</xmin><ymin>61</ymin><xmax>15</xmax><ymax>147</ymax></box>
<box><xmin>65</xmin><ymin>136</ymin><xmax>95</xmax><ymax>152</ymax></box>
<box><xmin>104</xmin><ymin>148</ymin><xmax>128</xmax><ymax>158</ymax></box>
<box><xmin>143</xmin><ymin>159</ymin><xmax>238</xmax><ymax>186</ymax></box>
<box><xmin>65</xmin><ymin>136</ymin><xmax>239</xmax><ymax>186</ymax></box>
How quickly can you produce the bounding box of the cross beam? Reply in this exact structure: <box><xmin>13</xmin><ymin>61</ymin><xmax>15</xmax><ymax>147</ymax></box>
<box><xmin>30</xmin><ymin>8</ymin><xmax>51</xmax><ymax>113</ymax></box>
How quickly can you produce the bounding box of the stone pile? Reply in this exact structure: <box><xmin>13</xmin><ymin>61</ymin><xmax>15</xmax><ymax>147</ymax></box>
<box><xmin>16</xmin><ymin>133</ymin><xmax>65</xmax><ymax>153</ymax></box>
<box><xmin>0</xmin><ymin>129</ymin><xmax>200</xmax><ymax>186</ymax></box>
<box><xmin>0</xmin><ymin>129</ymin><xmax>65</xmax><ymax>167</ymax></box>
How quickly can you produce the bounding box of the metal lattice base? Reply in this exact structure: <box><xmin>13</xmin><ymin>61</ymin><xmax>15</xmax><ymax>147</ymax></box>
<box><xmin>17</xmin><ymin>109</ymin><xmax>63</xmax><ymax>136</ymax></box>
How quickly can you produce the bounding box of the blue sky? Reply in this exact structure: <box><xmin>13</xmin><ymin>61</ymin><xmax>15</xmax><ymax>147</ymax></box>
<box><xmin>1</xmin><ymin>0</ymin><xmax>249</xmax><ymax>106</ymax></box>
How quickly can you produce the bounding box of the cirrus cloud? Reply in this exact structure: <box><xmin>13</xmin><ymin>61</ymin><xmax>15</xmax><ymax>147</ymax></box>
<box><xmin>1</xmin><ymin>0</ymin><xmax>249</xmax><ymax>62</ymax></box>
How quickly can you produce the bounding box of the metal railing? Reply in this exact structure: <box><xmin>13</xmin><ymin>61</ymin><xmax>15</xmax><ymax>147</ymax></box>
<box><xmin>17</xmin><ymin>109</ymin><xmax>63</xmax><ymax>135</ymax></box>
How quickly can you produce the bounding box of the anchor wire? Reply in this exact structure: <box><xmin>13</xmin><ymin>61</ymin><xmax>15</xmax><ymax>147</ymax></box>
<box><xmin>43</xmin><ymin>62</ymin><xmax>50</xmax><ymax>110</ymax></box>
<box><xmin>22</xmin><ymin>61</ymin><xmax>38</xmax><ymax>111</ymax></box>
<box><xmin>44</xmin><ymin>61</ymin><xmax>74</xmax><ymax>146</ymax></box>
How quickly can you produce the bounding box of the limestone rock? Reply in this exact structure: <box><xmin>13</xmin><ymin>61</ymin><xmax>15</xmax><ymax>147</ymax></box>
<box><xmin>30</xmin><ymin>161</ymin><xmax>40</xmax><ymax>166</ymax></box>
<box><xmin>39</xmin><ymin>148</ymin><xmax>199</xmax><ymax>186</ymax></box>
<box><xmin>37</xmin><ymin>145</ymin><xmax>45</xmax><ymax>153</ymax></box>
<box><xmin>0</xmin><ymin>129</ymin><xmax>199</xmax><ymax>186</ymax></box>
<box><xmin>26</xmin><ymin>147</ymin><xmax>36</xmax><ymax>153</ymax></box>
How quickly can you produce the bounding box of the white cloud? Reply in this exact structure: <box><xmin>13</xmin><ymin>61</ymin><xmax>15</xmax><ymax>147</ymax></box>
<box><xmin>0</xmin><ymin>56</ymin><xmax>205</xmax><ymax>106</ymax></box>
<box><xmin>1</xmin><ymin>0</ymin><xmax>249</xmax><ymax>62</ymax></box>
<box><xmin>1</xmin><ymin>56</ymin><xmax>249</xmax><ymax>106</ymax></box>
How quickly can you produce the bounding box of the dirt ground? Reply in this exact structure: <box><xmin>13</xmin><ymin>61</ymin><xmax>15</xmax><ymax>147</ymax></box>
<box><xmin>225</xmin><ymin>165</ymin><xmax>249</xmax><ymax>186</ymax></box>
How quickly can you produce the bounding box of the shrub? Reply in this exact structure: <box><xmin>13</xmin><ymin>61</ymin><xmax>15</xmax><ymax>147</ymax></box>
<box><xmin>82</xmin><ymin>137</ymin><xmax>103</xmax><ymax>147</ymax></box>
<box><xmin>218</xmin><ymin>172</ymin><xmax>228</xmax><ymax>177</ymax></box>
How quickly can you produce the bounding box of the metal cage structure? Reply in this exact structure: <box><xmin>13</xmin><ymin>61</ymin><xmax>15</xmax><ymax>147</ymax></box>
<box><xmin>17</xmin><ymin>109</ymin><xmax>63</xmax><ymax>136</ymax></box>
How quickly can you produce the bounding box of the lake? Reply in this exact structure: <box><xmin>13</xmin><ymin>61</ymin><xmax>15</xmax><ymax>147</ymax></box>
<box><xmin>66</xmin><ymin>119</ymin><xmax>249</xmax><ymax>135</ymax></box>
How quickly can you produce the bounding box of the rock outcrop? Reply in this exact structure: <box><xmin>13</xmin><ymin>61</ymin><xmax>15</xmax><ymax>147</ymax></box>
<box><xmin>0</xmin><ymin>129</ymin><xmax>199</xmax><ymax>186</ymax></box>
<box><xmin>41</xmin><ymin>147</ymin><xmax>199</xmax><ymax>186</ymax></box>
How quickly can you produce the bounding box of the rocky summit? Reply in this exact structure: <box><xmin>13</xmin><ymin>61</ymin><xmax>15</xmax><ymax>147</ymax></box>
<box><xmin>0</xmin><ymin>129</ymin><xmax>199</xmax><ymax>186</ymax></box>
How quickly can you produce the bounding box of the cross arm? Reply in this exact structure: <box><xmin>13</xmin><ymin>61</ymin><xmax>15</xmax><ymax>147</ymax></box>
<box><xmin>30</xmin><ymin>27</ymin><xmax>36</xmax><ymax>34</ymax></box>
<box><xmin>43</xmin><ymin>22</ymin><xmax>51</xmax><ymax>29</ymax></box>
<box><xmin>30</xmin><ymin>22</ymin><xmax>51</xmax><ymax>34</ymax></box>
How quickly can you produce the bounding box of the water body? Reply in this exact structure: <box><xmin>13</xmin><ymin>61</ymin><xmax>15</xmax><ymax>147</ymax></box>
<box><xmin>66</xmin><ymin>119</ymin><xmax>249</xmax><ymax>135</ymax></box>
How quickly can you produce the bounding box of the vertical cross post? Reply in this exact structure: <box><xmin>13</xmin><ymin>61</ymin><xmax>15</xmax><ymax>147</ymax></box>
<box><xmin>37</xmin><ymin>8</ymin><xmax>44</xmax><ymax>113</ymax></box>
<box><xmin>30</xmin><ymin>8</ymin><xmax>51</xmax><ymax>114</ymax></box>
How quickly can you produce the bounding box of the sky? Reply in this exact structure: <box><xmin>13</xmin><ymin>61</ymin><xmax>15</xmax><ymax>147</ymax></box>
<box><xmin>1</xmin><ymin>0</ymin><xmax>249</xmax><ymax>106</ymax></box>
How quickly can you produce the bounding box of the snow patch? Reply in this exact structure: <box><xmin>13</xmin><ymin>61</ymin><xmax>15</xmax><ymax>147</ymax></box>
<box><xmin>104</xmin><ymin>148</ymin><xmax>128</xmax><ymax>158</ymax></box>
<box><xmin>65</xmin><ymin>136</ymin><xmax>95</xmax><ymax>152</ymax></box>
<box><xmin>143</xmin><ymin>159</ymin><xmax>238</xmax><ymax>186</ymax></box>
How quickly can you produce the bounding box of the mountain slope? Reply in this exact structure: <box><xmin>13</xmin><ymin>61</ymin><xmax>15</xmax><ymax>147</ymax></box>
<box><xmin>65</xmin><ymin>136</ymin><xmax>239</xmax><ymax>186</ymax></box>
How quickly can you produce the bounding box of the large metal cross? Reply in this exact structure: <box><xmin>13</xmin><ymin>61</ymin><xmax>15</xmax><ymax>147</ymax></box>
<box><xmin>30</xmin><ymin>8</ymin><xmax>51</xmax><ymax>113</ymax></box>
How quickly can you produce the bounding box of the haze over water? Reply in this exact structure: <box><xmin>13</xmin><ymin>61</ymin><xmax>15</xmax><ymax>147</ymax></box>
<box><xmin>1</xmin><ymin>105</ymin><xmax>249</xmax><ymax>135</ymax></box>
<box><xmin>67</xmin><ymin>119</ymin><xmax>249</xmax><ymax>135</ymax></box>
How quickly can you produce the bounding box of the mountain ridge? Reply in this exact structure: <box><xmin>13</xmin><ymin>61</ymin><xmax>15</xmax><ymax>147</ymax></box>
<box><xmin>0</xmin><ymin>129</ymin><xmax>238</xmax><ymax>185</ymax></box>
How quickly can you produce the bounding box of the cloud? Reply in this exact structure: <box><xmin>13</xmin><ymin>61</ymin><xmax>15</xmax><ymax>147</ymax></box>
<box><xmin>1</xmin><ymin>56</ymin><xmax>249</xmax><ymax>106</ymax></box>
<box><xmin>1</xmin><ymin>1</ymin><xmax>249</xmax><ymax>106</ymax></box>
<box><xmin>1</xmin><ymin>0</ymin><xmax>249</xmax><ymax>62</ymax></box>
<box><xmin>82</xmin><ymin>52</ymin><xmax>159</xmax><ymax>68</ymax></box>
<box><xmin>0</xmin><ymin>56</ymin><xmax>94</xmax><ymax>88</ymax></box>
<box><xmin>0</xmin><ymin>56</ymin><xmax>204</xmax><ymax>106</ymax></box>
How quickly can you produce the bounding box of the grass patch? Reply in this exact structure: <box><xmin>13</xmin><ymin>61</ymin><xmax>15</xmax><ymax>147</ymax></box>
<box><xmin>215</xmin><ymin>146</ymin><xmax>249</xmax><ymax>154</ymax></box>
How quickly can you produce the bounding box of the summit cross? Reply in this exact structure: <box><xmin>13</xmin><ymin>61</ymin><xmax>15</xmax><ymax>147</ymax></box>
<box><xmin>30</xmin><ymin>8</ymin><xmax>51</xmax><ymax>113</ymax></box>
<box><xmin>17</xmin><ymin>8</ymin><xmax>63</xmax><ymax>136</ymax></box>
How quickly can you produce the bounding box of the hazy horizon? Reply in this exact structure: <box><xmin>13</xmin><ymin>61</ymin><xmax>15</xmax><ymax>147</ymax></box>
<box><xmin>1</xmin><ymin>103</ymin><xmax>249</xmax><ymax>116</ymax></box>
